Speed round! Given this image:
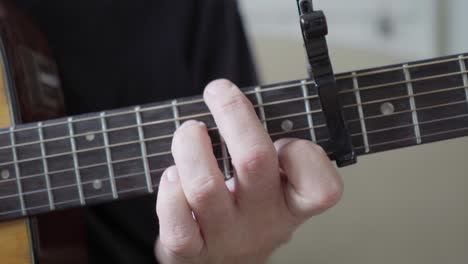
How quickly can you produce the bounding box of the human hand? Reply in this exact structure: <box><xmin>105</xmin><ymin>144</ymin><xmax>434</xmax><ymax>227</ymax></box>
<box><xmin>155</xmin><ymin>79</ymin><xmax>343</xmax><ymax>264</ymax></box>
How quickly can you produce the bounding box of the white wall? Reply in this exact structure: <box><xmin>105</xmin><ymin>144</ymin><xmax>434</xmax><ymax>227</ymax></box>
<box><xmin>239</xmin><ymin>0</ymin><xmax>439</xmax><ymax>60</ymax></box>
<box><xmin>447</xmin><ymin>0</ymin><xmax>468</xmax><ymax>54</ymax></box>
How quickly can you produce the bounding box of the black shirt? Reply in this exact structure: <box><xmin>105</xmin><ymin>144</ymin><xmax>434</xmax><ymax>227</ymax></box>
<box><xmin>19</xmin><ymin>1</ymin><xmax>257</xmax><ymax>263</ymax></box>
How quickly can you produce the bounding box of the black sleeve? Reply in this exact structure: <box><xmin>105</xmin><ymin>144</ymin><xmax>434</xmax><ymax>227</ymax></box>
<box><xmin>81</xmin><ymin>1</ymin><xmax>258</xmax><ymax>264</ymax></box>
<box><xmin>19</xmin><ymin>0</ymin><xmax>257</xmax><ymax>263</ymax></box>
<box><xmin>187</xmin><ymin>0</ymin><xmax>259</xmax><ymax>90</ymax></box>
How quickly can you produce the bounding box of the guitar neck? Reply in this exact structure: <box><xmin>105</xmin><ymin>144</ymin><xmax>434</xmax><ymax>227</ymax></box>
<box><xmin>338</xmin><ymin>53</ymin><xmax>468</xmax><ymax>156</ymax></box>
<box><xmin>1</xmin><ymin>53</ymin><xmax>468</xmax><ymax>221</ymax></box>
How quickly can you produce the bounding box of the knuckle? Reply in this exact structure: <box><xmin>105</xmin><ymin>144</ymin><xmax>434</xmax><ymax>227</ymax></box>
<box><xmin>218</xmin><ymin>94</ymin><xmax>252</xmax><ymax>113</ymax></box>
<box><xmin>315</xmin><ymin>177</ymin><xmax>343</xmax><ymax>211</ymax></box>
<box><xmin>160</xmin><ymin>226</ymin><xmax>199</xmax><ymax>256</ymax></box>
<box><xmin>298</xmin><ymin>140</ymin><xmax>328</xmax><ymax>160</ymax></box>
<box><xmin>234</xmin><ymin>146</ymin><xmax>276</xmax><ymax>174</ymax></box>
<box><xmin>190</xmin><ymin>176</ymin><xmax>219</xmax><ymax>206</ymax></box>
<box><xmin>172</xmin><ymin>121</ymin><xmax>205</xmax><ymax>152</ymax></box>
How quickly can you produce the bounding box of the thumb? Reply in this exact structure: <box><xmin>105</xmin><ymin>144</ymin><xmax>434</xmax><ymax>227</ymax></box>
<box><xmin>274</xmin><ymin>139</ymin><xmax>343</xmax><ymax>221</ymax></box>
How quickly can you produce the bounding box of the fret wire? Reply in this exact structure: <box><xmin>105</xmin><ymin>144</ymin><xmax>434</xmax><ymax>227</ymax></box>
<box><xmin>219</xmin><ymin>135</ymin><xmax>231</xmax><ymax>180</ymax></box>
<box><xmin>0</xmin><ymin>121</ymin><xmax>329</xmax><ymax>187</ymax></box>
<box><xmin>0</xmin><ymin>94</ymin><xmax>468</xmax><ymax>171</ymax></box>
<box><xmin>0</xmin><ymin>149</ymin><xmax>242</xmax><ymax>200</ymax></box>
<box><xmin>3</xmin><ymin>122</ymin><xmax>468</xmax><ymax>215</ymax></box>
<box><xmin>255</xmin><ymin>87</ymin><xmax>268</xmax><ymax>131</ymax></box>
<box><xmin>301</xmin><ymin>80</ymin><xmax>317</xmax><ymax>142</ymax></box>
<box><xmin>403</xmin><ymin>65</ymin><xmax>422</xmax><ymax>144</ymax></box>
<box><xmin>4</xmin><ymin>103</ymin><xmax>468</xmax><ymax>205</ymax></box>
<box><xmin>0</xmin><ymin>56</ymin><xmax>468</xmax><ymax>183</ymax></box>
<box><xmin>1</xmin><ymin>54</ymin><xmax>468</xmax><ymax>140</ymax></box>
<box><xmin>458</xmin><ymin>55</ymin><xmax>468</xmax><ymax>103</ymax></box>
<box><xmin>4</xmin><ymin>55</ymin><xmax>468</xmax><ymax>217</ymax></box>
<box><xmin>20</xmin><ymin>97</ymin><xmax>468</xmax><ymax>186</ymax></box>
<box><xmin>0</xmin><ymin>110</ymin><xmax>321</xmax><ymax>171</ymax></box>
<box><xmin>4</xmin><ymin>78</ymin><xmax>467</xmax><ymax>154</ymax></box>
<box><xmin>3</xmin><ymin>70</ymin><xmax>468</xmax><ymax>153</ymax></box>
<box><xmin>172</xmin><ymin>100</ymin><xmax>181</xmax><ymax>128</ymax></box>
<box><xmin>352</xmin><ymin>72</ymin><xmax>370</xmax><ymax>153</ymax></box>
<box><xmin>0</xmin><ymin>135</ymin><xmax>333</xmax><ymax>202</ymax></box>
<box><xmin>67</xmin><ymin>117</ymin><xmax>86</xmax><ymax>205</ymax></box>
<box><xmin>0</xmin><ymin>94</ymin><xmax>320</xmax><ymax>151</ymax></box>
<box><xmin>100</xmin><ymin>112</ymin><xmax>118</xmax><ymax>199</ymax></box>
<box><xmin>344</xmin><ymin>84</ymin><xmax>468</xmax><ymax>109</ymax></box>
<box><xmin>135</xmin><ymin>106</ymin><xmax>153</xmax><ymax>193</ymax></box>
<box><xmin>7</xmin><ymin>113</ymin><xmax>468</xmax><ymax>204</ymax></box>
<box><xmin>38</xmin><ymin>122</ymin><xmax>55</xmax><ymax>210</ymax></box>
<box><xmin>3</xmin><ymin>77</ymin><xmax>465</xmax><ymax>154</ymax></box>
<box><xmin>336</xmin><ymin>55</ymin><xmax>468</xmax><ymax>81</ymax></box>
<box><xmin>9</xmin><ymin>127</ymin><xmax>26</xmax><ymax>215</ymax></box>
<box><xmin>0</xmin><ymin>106</ymin><xmax>323</xmax><ymax>162</ymax></box>
<box><xmin>354</xmin><ymin>126</ymin><xmax>468</xmax><ymax>151</ymax></box>
<box><xmin>0</xmin><ymin>80</ymin><xmax>316</xmax><ymax>136</ymax></box>
<box><xmin>347</xmin><ymin>99</ymin><xmax>468</xmax><ymax>123</ymax></box>
<box><xmin>339</xmin><ymin>70</ymin><xmax>468</xmax><ymax>94</ymax></box>
<box><xmin>1</xmin><ymin>94</ymin><xmax>467</xmax><ymax>171</ymax></box>
<box><xmin>351</xmin><ymin>112</ymin><xmax>468</xmax><ymax>138</ymax></box>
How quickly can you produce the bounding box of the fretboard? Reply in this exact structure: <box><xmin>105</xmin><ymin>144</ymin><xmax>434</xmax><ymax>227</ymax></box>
<box><xmin>1</xmin><ymin>53</ymin><xmax>468</xmax><ymax>221</ymax></box>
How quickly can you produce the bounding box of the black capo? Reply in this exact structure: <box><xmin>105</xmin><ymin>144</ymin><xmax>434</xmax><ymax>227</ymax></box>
<box><xmin>297</xmin><ymin>0</ymin><xmax>356</xmax><ymax>167</ymax></box>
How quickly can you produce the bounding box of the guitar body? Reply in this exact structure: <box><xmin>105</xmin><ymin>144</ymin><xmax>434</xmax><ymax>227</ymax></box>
<box><xmin>0</xmin><ymin>1</ymin><xmax>87</xmax><ymax>263</ymax></box>
<box><xmin>0</xmin><ymin>62</ymin><xmax>31</xmax><ymax>263</ymax></box>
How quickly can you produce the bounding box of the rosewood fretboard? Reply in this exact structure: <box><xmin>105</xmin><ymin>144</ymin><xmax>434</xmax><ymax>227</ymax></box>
<box><xmin>1</xmin><ymin>53</ymin><xmax>468</xmax><ymax>221</ymax></box>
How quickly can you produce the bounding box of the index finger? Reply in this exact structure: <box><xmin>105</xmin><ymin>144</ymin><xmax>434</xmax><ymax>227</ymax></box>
<box><xmin>203</xmin><ymin>80</ymin><xmax>279</xmax><ymax>196</ymax></box>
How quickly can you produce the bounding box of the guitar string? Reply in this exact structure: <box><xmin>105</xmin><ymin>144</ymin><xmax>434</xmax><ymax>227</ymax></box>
<box><xmin>1</xmin><ymin>124</ymin><xmax>468</xmax><ymax>217</ymax></box>
<box><xmin>0</xmin><ymin>94</ymin><xmax>322</xmax><ymax>151</ymax></box>
<box><xmin>0</xmin><ymin>107</ymin><xmax>324</xmax><ymax>167</ymax></box>
<box><xmin>1</xmin><ymin>65</ymin><xmax>467</xmax><ymax>152</ymax></box>
<box><xmin>0</xmin><ymin>119</ymin><xmax>329</xmax><ymax>184</ymax></box>
<box><xmin>0</xmin><ymin>80</ymin><xmax>316</xmax><ymax>135</ymax></box>
<box><xmin>0</xmin><ymin>56</ymin><xmax>467</xmax><ymax>198</ymax></box>
<box><xmin>1</xmin><ymin>108</ymin><xmax>468</xmax><ymax>199</ymax></box>
<box><xmin>0</xmin><ymin>101</ymin><xmax>468</xmax><ymax>189</ymax></box>
<box><xmin>335</xmin><ymin>55</ymin><xmax>468</xmax><ymax>80</ymax></box>
<box><xmin>1</xmin><ymin>93</ymin><xmax>468</xmax><ymax>183</ymax></box>
<box><xmin>0</xmin><ymin>59</ymin><xmax>466</xmax><ymax>158</ymax></box>
<box><xmin>0</xmin><ymin>64</ymin><xmax>468</xmax><ymax>153</ymax></box>
<box><xmin>2</xmin><ymin>73</ymin><xmax>467</xmax><ymax>153</ymax></box>
<box><xmin>339</xmin><ymin>70</ymin><xmax>468</xmax><ymax>94</ymax></box>
<box><xmin>1</xmin><ymin>79</ymin><xmax>467</xmax><ymax>168</ymax></box>
<box><xmin>343</xmin><ymin>84</ymin><xmax>468</xmax><ymax>109</ymax></box>
<box><xmin>0</xmin><ymin>54</ymin><xmax>467</xmax><ymax>137</ymax></box>
<box><xmin>0</xmin><ymin>138</ymin><xmax>329</xmax><ymax>200</ymax></box>
<box><xmin>351</xmin><ymin>112</ymin><xmax>468</xmax><ymax>137</ymax></box>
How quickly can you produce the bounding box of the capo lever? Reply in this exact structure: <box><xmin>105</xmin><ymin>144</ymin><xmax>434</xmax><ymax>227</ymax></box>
<box><xmin>297</xmin><ymin>0</ymin><xmax>356</xmax><ymax>167</ymax></box>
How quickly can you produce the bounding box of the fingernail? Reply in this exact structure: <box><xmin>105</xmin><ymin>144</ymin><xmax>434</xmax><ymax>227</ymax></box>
<box><xmin>166</xmin><ymin>167</ymin><xmax>178</xmax><ymax>183</ymax></box>
<box><xmin>198</xmin><ymin>121</ymin><xmax>207</xmax><ymax>129</ymax></box>
<box><xmin>205</xmin><ymin>79</ymin><xmax>233</xmax><ymax>95</ymax></box>
<box><xmin>179</xmin><ymin>120</ymin><xmax>199</xmax><ymax>130</ymax></box>
<box><xmin>274</xmin><ymin>138</ymin><xmax>298</xmax><ymax>152</ymax></box>
<box><xmin>179</xmin><ymin>120</ymin><xmax>206</xmax><ymax>131</ymax></box>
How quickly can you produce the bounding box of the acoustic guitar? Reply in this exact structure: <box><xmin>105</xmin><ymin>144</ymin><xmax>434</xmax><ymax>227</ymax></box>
<box><xmin>1</xmin><ymin>0</ymin><xmax>468</xmax><ymax>263</ymax></box>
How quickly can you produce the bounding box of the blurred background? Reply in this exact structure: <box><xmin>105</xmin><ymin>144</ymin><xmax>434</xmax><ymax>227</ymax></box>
<box><xmin>237</xmin><ymin>0</ymin><xmax>468</xmax><ymax>263</ymax></box>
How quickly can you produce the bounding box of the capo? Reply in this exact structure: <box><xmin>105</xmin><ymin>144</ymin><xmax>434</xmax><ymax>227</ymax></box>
<box><xmin>296</xmin><ymin>0</ymin><xmax>356</xmax><ymax>167</ymax></box>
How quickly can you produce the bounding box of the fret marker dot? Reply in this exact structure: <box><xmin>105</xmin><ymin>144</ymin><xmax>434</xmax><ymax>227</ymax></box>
<box><xmin>281</xmin><ymin>120</ymin><xmax>294</xmax><ymax>132</ymax></box>
<box><xmin>85</xmin><ymin>133</ymin><xmax>96</xmax><ymax>142</ymax></box>
<box><xmin>1</xmin><ymin>170</ymin><xmax>10</xmax><ymax>180</ymax></box>
<box><xmin>380</xmin><ymin>102</ymin><xmax>395</xmax><ymax>116</ymax></box>
<box><xmin>93</xmin><ymin>179</ymin><xmax>103</xmax><ymax>190</ymax></box>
